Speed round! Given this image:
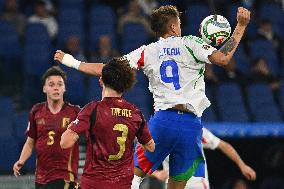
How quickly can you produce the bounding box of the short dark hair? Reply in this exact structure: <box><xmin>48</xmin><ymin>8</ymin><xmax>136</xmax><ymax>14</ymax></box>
<box><xmin>41</xmin><ymin>66</ymin><xmax>67</xmax><ymax>85</ymax></box>
<box><xmin>150</xmin><ymin>5</ymin><xmax>180</xmax><ymax>37</ymax></box>
<box><xmin>102</xmin><ymin>58</ymin><xmax>136</xmax><ymax>93</ymax></box>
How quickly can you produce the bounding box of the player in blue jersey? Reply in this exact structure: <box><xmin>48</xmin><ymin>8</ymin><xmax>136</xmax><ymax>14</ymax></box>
<box><xmin>54</xmin><ymin>5</ymin><xmax>250</xmax><ymax>189</ymax></box>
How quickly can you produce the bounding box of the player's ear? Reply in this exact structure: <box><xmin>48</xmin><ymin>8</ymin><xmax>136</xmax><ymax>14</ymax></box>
<box><xmin>43</xmin><ymin>85</ymin><xmax>47</xmax><ymax>94</ymax></box>
<box><xmin>170</xmin><ymin>22</ymin><xmax>178</xmax><ymax>35</ymax></box>
<box><xmin>170</xmin><ymin>23</ymin><xmax>175</xmax><ymax>33</ymax></box>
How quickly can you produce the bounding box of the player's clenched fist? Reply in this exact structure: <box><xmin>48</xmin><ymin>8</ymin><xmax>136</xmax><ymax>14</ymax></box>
<box><xmin>54</xmin><ymin>50</ymin><xmax>81</xmax><ymax>69</ymax></box>
<box><xmin>236</xmin><ymin>7</ymin><xmax>250</xmax><ymax>26</ymax></box>
<box><xmin>240</xmin><ymin>164</ymin><xmax>257</xmax><ymax>181</ymax></box>
<box><xmin>54</xmin><ymin>50</ymin><xmax>65</xmax><ymax>63</ymax></box>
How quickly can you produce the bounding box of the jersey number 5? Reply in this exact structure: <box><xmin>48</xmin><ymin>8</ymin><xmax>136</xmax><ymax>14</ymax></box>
<box><xmin>47</xmin><ymin>130</ymin><xmax>55</xmax><ymax>146</ymax></box>
<box><xmin>108</xmin><ymin>124</ymin><xmax>129</xmax><ymax>161</ymax></box>
<box><xmin>160</xmin><ymin>60</ymin><xmax>181</xmax><ymax>90</ymax></box>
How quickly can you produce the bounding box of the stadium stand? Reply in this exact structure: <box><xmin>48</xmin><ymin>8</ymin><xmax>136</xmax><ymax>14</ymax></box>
<box><xmin>248</xmin><ymin>83</ymin><xmax>282</xmax><ymax>122</ymax></box>
<box><xmin>250</xmin><ymin>39</ymin><xmax>280</xmax><ymax>77</ymax></box>
<box><xmin>121</xmin><ymin>22</ymin><xmax>150</xmax><ymax>54</ymax></box>
<box><xmin>217</xmin><ymin>83</ymin><xmax>249</xmax><ymax>122</ymax></box>
<box><xmin>184</xmin><ymin>3</ymin><xmax>210</xmax><ymax>36</ymax></box>
<box><xmin>57</xmin><ymin>8</ymin><xmax>85</xmax><ymax>49</ymax></box>
<box><xmin>89</xmin><ymin>5</ymin><xmax>117</xmax><ymax>51</ymax></box>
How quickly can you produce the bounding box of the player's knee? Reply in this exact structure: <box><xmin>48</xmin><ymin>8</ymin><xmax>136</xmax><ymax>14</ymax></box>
<box><xmin>134</xmin><ymin>167</ymin><xmax>147</xmax><ymax>177</ymax></box>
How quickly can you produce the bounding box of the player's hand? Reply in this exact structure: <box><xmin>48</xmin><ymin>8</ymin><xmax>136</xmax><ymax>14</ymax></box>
<box><xmin>152</xmin><ymin>170</ymin><xmax>169</xmax><ymax>181</ymax></box>
<box><xmin>54</xmin><ymin>50</ymin><xmax>81</xmax><ymax>69</ymax></box>
<box><xmin>54</xmin><ymin>50</ymin><xmax>65</xmax><ymax>63</ymax></box>
<box><xmin>236</xmin><ymin>7</ymin><xmax>250</xmax><ymax>26</ymax></box>
<box><xmin>13</xmin><ymin>160</ymin><xmax>24</xmax><ymax>177</ymax></box>
<box><xmin>240</xmin><ymin>164</ymin><xmax>256</xmax><ymax>181</ymax></box>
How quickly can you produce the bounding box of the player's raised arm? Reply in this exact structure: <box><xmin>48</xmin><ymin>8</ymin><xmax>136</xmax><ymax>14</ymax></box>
<box><xmin>54</xmin><ymin>50</ymin><xmax>105</xmax><ymax>76</ymax></box>
<box><xmin>209</xmin><ymin>7</ymin><xmax>250</xmax><ymax>66</ymax></box>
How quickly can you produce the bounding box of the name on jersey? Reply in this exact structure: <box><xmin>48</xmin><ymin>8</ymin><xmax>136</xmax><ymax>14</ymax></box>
<box><xmin>111</xmin><ymin>108</ymin><xmax>132</xmax><ymax>118</ymax></box>
<box><xmin>159</xmin><ymin>48</ymin><xmax>181</xmax><ymax>58</ymax></box>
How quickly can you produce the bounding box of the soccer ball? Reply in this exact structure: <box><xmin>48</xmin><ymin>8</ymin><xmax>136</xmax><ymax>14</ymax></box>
<box><xmin>200</xmin><ymin>15</ymin><xmax>231</xmax><ymax>47</ymax></box>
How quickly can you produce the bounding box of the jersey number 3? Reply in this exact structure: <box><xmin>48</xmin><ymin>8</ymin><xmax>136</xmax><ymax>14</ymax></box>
<box><xmin>108</xmin><ymin>124</ymin><xmax>129</xmax><ymax>161</ymax></box>
<box><xmin>160</xmin><ymin>60</ymin><xmax>181</xmax><ymax>90</ymax></box>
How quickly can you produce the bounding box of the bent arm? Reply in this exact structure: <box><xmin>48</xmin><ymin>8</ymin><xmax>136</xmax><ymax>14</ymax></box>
<box><xmin>218</xmin><ymin>140</ymin><xmax>244</xmax><ymax>167</ymax></box>
<box><xmin>209</xmin><ymin>7</ymin><xmax>250</xmax><ymax>66</ymax></box>
<box><xmin>209</xmin><ymin>24</ymin><xmax>246</xmax><ymax>66</ymax></box>
<box><xmin>60</xmin><ymin>129</ymin><xmax>79</xmax><ymax>149</ymax></box>
<box><xmin>218</xmin><ymin>140</ymin><xmax>256</xmax><ymax>180</ymax></box>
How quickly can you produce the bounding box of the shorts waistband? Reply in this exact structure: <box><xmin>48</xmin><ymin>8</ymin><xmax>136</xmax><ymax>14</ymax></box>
<box><xmin>166</xmin><ymin>108</ymin><xmax>196</xmax><ymax>116</ymax></box>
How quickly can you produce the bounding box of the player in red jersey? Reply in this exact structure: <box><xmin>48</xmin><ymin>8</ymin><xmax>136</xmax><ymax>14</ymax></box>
<box><xmin>60</xmin><ymin>58</ymin><xmax>155</xmax><ymax>189</ymax></box>
<box><xmin>13</xmin><ymin>66</ymin><xmax>80</xmax><ymax>189</ymax></box>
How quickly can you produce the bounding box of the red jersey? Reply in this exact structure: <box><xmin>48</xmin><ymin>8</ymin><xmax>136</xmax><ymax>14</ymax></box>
<box><xmin>69</xmin><ymin>97</ymin><xmax>152</xmax><ymax>189</ymax></box>
<box><xmin>26</xmin><ymin>102</ymin><xmax>80</xmax><ymax>184</ymax></box>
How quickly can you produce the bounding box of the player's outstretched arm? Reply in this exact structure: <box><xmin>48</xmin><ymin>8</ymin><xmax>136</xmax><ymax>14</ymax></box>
<box><xmin>209</xmin><ymin>7</ymin><xmax>250</xmax><ymax>66</ymax></box>
<box><xmin>218</xmin><ymin>140</ymin><xmax>256</xmax><ymax>181</ymax></box>
<box><xmin>60</xmin><ymin>128</ymin><xmax>79</xmax><ymax>149</ymax></box>
<box><xmin>13</xmin><ymin>137</ymin><xmax>34</xmax><ymax>177</ymax></box>
<box><xmin>54</xmin><ymin>50</ymin><xmax>105</xmax><ymax>76</ymax></box>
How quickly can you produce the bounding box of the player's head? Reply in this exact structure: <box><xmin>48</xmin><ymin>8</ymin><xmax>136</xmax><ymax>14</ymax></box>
<box><xmin>150</xmin><ymin>5</ymin><xmax>181</xmax><ymax>37</ymax></box>
<box><xmin>101</xmin><ymin>57</ymin><xmax>136</xmax><ymax>94</ymax></box>
<box><xmin>42</xmin><ymin>66</ymin><xmax>67</xmax><ymax>101</ymax></box>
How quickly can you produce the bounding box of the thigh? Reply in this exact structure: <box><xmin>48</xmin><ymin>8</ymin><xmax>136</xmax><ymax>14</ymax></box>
<box><xmin>169</xmin><ymin>126</ymin><xmax>205</xmax><ymax>181</ymax></box>
<box><xmin>134</xmin><ymin>115</ymin><xmax>179</xmax><ymax>174</ymax></box>
<box><xmin>168</xmin><ymin>178</ymin><xmax>187</xmax><ymax>189</ymax></box>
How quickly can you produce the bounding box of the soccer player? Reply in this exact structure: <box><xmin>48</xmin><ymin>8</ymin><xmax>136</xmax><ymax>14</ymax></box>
<box><xmin>54</xmin><ymin>5</ymin><xmax>250</xmax><ymax>189</ymax></box>
<box><xmin>60</xmin><ymin>58</ymin><xmax>155</xmax><ymax>189</ymax></box>
<box><xmin>13</xmin><ymin>66</ymin><xmax>80</xmax><ymax>189</ymax></box>
<box><xmin>153</xmin><ymin>128</ymin><xmax>256</xmax><ymax>189</ymax></box>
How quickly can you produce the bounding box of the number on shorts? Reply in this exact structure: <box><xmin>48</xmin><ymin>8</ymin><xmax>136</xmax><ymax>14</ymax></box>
<box><xmin>108</xmin><ymin>124</ymin><xmax>129</xmax><ymax>161</ymax></box>
<box><xmin>160</xmin><ymin>60</ymin><xmax>181</xmax><ymax>90</ymax></box>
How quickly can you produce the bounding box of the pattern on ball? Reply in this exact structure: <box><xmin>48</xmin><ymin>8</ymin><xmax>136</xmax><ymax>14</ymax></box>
<box><xmin>200</xmin><ymin>15</ymin><xmax>231</xmax><ymax>47</ymax></box>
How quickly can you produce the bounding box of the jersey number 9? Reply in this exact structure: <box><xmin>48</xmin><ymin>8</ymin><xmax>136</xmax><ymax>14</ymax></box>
<box><xmin>160</xmin><ymin>60</ymin><xmax>181</xmax><ymax>90</ymax></box>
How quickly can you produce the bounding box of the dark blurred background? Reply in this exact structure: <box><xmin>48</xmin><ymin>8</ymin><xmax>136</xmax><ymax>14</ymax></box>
<box><xmin>0</xmin><ymin>0</ymin><xmax>283</xmax><ymax>188</ymax></box>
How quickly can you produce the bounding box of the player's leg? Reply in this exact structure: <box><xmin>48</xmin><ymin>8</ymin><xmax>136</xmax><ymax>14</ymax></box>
<box><xmin>184</xmin><ymin>176</ymin><xmax>209</xmax><ymax>189</ymax></box>
<box><xmin>132</xmin><ymin>111</ymin><xmax>180</xmax><ymax>189</ymax></box>
<box><xmin>168</xmin><ymin>178</ymin><xmax>187</xmax><ymax>189</ymax></box>
<box><xmin>184</xmin><ymin>154</ymin><xmax>209</xmax><ymax>189</ymax></box>
<box><xmin>132</xmin><ymin>167</ymin><xmax>147</xmax><ymax>189</ymax></box>
<box><xmin>168</xmin><ymin>113</ymin><xmax>204</xmax><ymax>189</ymax></box>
